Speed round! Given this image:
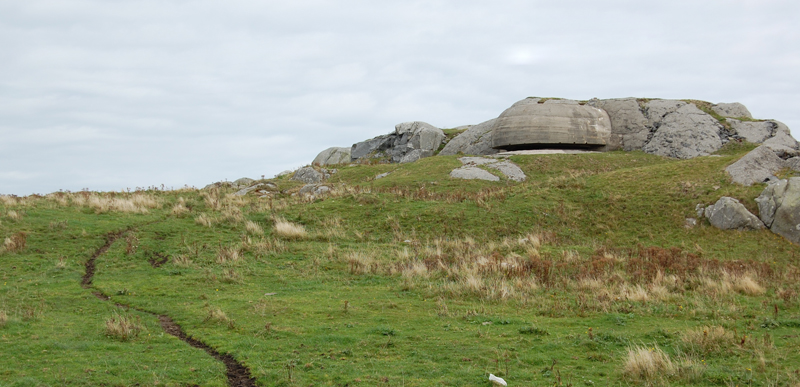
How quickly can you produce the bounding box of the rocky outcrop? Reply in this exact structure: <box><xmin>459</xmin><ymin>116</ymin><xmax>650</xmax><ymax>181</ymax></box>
<box><xmin>587</xmin><ymin>98</ymin><xmax>649</xmax><ymax>151</ymax></box>
<box><xmin>350</xmin><ymin>121</ymin><xmax>445</xmax><ymax>163</ymax></box>
<box><xmin>762</xmin><ymin>121</ymin><xmax>800</xmax><ymax>157</ymax></box>
<box><xmin>449</xmin><ymin>157</ymin><xmax>526</xmax><ymax>182</ymax></box>
<box><xmin>322</xmin><ymin>97</ymin><xmax>797</xmax><ymax>167</ymax></box>
<box><xmin>726</xmin><ymin>145</ymin><xmax>786</xmax><ymax>186</ymax></box>
<box><xmin>299</xmin><ymin>184</ymin><xmax>331</xmax><ymax>196</ymax></box>
<box><xmin>756</xmin><ymin>178</ymin><xmax>800</xmax><ymax>244</ymax></box>
<box><xmin>290</xmin><ymin>167</ymin><xmax>334</xmax><ymax>184</ymax></box>
<box><xmin>313</xmin><ymin>147</ymin><xmax>351</xmax><ymax>166</ymax></box>
<box><xmin>642</xmin><ymin>103</ymin><xmax>724</xmax><ymax>159</ymax></box>
<box><xmin>729</xmin><ymin>120</ymin><xmax>773</xmax><ymax>144</ymax></box>
<box><xmin>712</xmin><ymin>102</ymin><xmax>752</xmax><ymax>119</ymax></box>
<box><xmin>439</xmin><ymin>119</ymin><xmax>499</xmax><ymax>156</ymax></box>
<box><xmin>703</xmin><ymin>197</ymin><xmax>764</xmax><ymax>230</ymax></box>
<box><xmin>450</xmin><ymin>166</ymin><xmax>499</xmax><ymax>181</ymax></box>
<box><xmin>233</xmin><ymin>177</ymin><xmax>255</xmax><ymax>188</ymax></box>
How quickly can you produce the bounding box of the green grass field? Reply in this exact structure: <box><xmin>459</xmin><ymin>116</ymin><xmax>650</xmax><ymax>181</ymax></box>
<box><xmin>2</xmin><ymin>144</ymin><xmax>800</xmax><ymax>386</ymax></box>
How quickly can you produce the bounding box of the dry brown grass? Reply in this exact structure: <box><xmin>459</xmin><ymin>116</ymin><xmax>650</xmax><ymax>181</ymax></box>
<box><xmin>245</xmin><ymin>220</ymin><xmax>263</xmax><ymax>235</ymax></box>
<box><xmin>246</xmin><ymin>237</ymin><xmax>286</xmax><ymax>257</ymax></box>
<box><xmin>171</xmin><ymin>203</ymin><xmax>189</xmax><ymax>216</ymax></box>
<box><xmin>732</xmin><ymin>274</ymin><xmax>765</xmax><ymax>296</ymax></box>
<box><xmin>274</xmin><ymin>217</ymin><xmax>307</xmax><ymax>239</ymax></box>
<box><xmin>220</xmin><ymin>206</ymin><xmax>244</xmax><ymax>224</ymax></box>
<box><xmin>3</xmin><ymin>232</ymin><xmax>27</xmax><ymax>253</ymax></box>
<box><xmin>6</xmin><ymin>210</ymin><xmax>22</xmax><ymax>221</ymax></box>
<box><xmin>348</xmin><ymin>251</ymin><xmax>378</xmax><ymax>274</ymax></box>
<box><xmin>623</xmin><ymin>345</ymin><xmax>675</xmax><ymax>382</ymax></box>
<box><xmin>681</xmin><ymin>326</ymin><xmax>736</xmax><ymax>357</ymax></box>
<box><xmin>195</xmin><ymin>213</ymin><xmax>215</xmax><ymax>227</ymax></box>
<box><xmin>172</xmin><ymin>254</ymin><xmax>192</xmax><ymax>267</ymax></box>
<box><xmin>216</xmin><ymin>245</ymin><xmax>241</xmax><ymax>264</ymax></box>
<box><xmin>204</xmin><ymin>307</ymin><xmax>230</xmax><ymax>324</ymax></box>
<box><xmin>82</xmin><ymin>193</ymin><xmax>161</xmax><ymax>213</ymax></box>
<box><xmin>105</xmin><ymin>313</ymin><xmax>143</xmax><ymax>341</ymax></box>
<box><xmin>0</xmin><ymin>309</ymin><xmax>7</xmax><ymax>327</ymax></box>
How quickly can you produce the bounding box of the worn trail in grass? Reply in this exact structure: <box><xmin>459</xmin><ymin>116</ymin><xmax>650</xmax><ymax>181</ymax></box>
<box><xmin>83</xmin><ymin>226</ymin><xmax>257</xmax><ymax>387</ymax></box>
<box><xmin>2</xmin><ymin>145</ymin><xmax>800</xmax><ymax>386</ymax></box>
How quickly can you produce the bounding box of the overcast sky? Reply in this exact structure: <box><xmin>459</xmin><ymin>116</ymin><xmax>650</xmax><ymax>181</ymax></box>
<box><xmin>1</xmin><ymin>0</ymin><xmax>798</xmax><ymax>195</ymax></box>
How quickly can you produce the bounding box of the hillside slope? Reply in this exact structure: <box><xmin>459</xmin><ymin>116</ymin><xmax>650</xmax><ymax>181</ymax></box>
<box><xmin>1</xmin><ymin>143</ymin><xmax>799</xmax><ymax>386</ymax></box>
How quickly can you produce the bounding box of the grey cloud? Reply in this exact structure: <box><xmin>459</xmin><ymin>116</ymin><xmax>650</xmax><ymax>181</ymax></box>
<box><xmin>1</xmin><ymin>0</ymin><xmax>799</xmax><ymax>195</ymax></box>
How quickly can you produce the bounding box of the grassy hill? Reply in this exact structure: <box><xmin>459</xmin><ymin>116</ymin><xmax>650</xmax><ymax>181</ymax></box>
<box><xmin>2</xmin><ymin>143</ymin><xmax>800</xmax><ymax>386</ymax></box>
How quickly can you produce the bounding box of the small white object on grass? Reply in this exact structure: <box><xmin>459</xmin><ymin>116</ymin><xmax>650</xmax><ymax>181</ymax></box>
<box><xmin>489</xmin><ymin>374</ymin><xmax>507</xmax><ymax>386</ymax></box>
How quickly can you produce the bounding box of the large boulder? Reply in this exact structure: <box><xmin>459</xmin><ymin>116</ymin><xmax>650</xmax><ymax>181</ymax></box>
<box><xmin>587</xmin><ymin>98</ymin><xmax>649</xmax><ymax>151</ymax></box>
<box><xmin>756</xmin><ymin>178</ymin><xmax>800</xmax><ymax>244</ymax></box>
<box><xmin>703</xmin><ymin>197</ymin><xmax>764</xmax><ymax>230</ymax></box>
<box><xmin>439</xmin><ymin>118</ymin><xmax>500</xmax><ymax>156</ymax></box>
<box><xmin>729</xmin><ymin>119</ymin><xmax>774</xmax><ymax>144</ymax></box>
<box><xmin>725</xmin><ymin>145</ymin><xmax>785</xmax><ymax>186</ymax></box>
<box><xmin>712</xmin><ymin>102</ymin><xmax>753</xmax><ymax>119</ymax></box>
<box><xmin>450</xmin><ymin>166</ymin><xmax>500</xmax><ymax>181</ymax></box>
<box><xmin>491</xmin><ymin>98</ymin><xmax>612</xmax><ymax>150</ymax></box>
<box><xmin>313</xmin><ymin>147</ymin><xmax>351</xmax><ymax>166</ymax></box>
<box><xmin>762</xmin><ymin>121</ymin><xmax>800</xmax><ymax>157</ymax></box>
<box><xmin>350</xmin><ymin>134</ymin><xmax>395</xmax><ymax>160</ymax></box>
<box><xmin>290</xmin><ymin>167</ymin><xmax>328</xmax><ymax>184</ymax></box>
<box><xmin>350</xmin><ymin>121</ymin><xmax>445</xmax><ymax>163</ymax></box>
<box><xmin>233</xmin><ymin>177</ymin><xmax>255</xmax><ymax>188</ymax></box>
<box><xmin>642</xmin><ymin>103</ymin><xmax>724</xmax><ymax>159</ymax></box>
<box><xmin>392</xmin><ymin>121</ymin><xmax>446</xmax><ymax>163</ymax></box>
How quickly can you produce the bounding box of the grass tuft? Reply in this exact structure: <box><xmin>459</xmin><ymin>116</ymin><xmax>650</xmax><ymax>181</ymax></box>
<box><xmin>274</xmin><ymin>217</ymin><xmax>307</xmax><ymax>239</ymax></box>
<box><xmin>245</xmin><ymin>220</ymin><xmax>263</xmax><ymax>235</ymax></box>
<box><xmin>623</xmin><ymin>344</ymin><xmax>674</xmax><ymax>382</ymax></box>
<box><xmin>3</xmin><ymin>232</ymin><xmax>27</xmax><ymax>253</ymax></box>
<box><xmin>105</xmin><ymin>313</ymin><xmax>143</xmax><ymax>341</ymax></box>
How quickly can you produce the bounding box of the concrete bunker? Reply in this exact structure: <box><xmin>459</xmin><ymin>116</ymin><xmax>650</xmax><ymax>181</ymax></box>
<box><xmin>491</xmin><ymin>98</ymin><xmax>612</xmax><ymax>151</ymax></box>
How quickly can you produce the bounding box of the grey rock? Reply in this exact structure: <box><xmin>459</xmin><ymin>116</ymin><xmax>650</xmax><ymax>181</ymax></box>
<box><xmin>491</xmin><ymin>98</ymin><xmax>612</xmax><ymax>150</ymax></box>
<box><xmin>456</xmin><ymin>157</ymin><xmax>527</xmax><ymax>182</ymax></box>
<box><xmin>234</xmin><ymin>183</ymin><xmax>264</xmax><ymax>196</ymax></box>
<box><xmin>299</xmin><ymin>184</ymin><xmax>331</xmax><ymax>196</ymax></box>
<box><xmin>399</xmin><ymin>149</ymin><xmax>424</xmax><ymax>164</ymax></box>
<box><xmin>374</xmin><ymin>172</ymin><xmax>390</xmax><ymax>180</ymax></box>
<box><xmin>785</xmin><ymin>157</ymin><xmax>800</xmax><ymax>172</ymax></box>
<box><xmin>695</xmin><ymin>203</ymin><xmax>706</xmax><ymax>217</ymax></box>
<box><xmin>351</xmin><ymin>134</ymin><xmax>394</xmax><ymax>160</ymax></box>
<box><xmin>642</xmin><ymin>103</ymin><xmax>723</xmax><ymax>159</ymax></box>
<box><xmin>756</xmin><ymin>178</ymin><xmax>800</xmax><ymax>244</ymax></box>
<box><xmin>276</xmin><ymin>170</ymin><xmax>293</xmax><ymax>178</ymax></box>
<box><xmin>703</xmin><ymin>197</ymin><xmax>764</xmax><ymax>230</ymax></box>
<box><xmin>712</xmin><ymin>102</ymin><xmax>752</xmax><ymax>119</ymax></box>
<box><xmin>762</xmin><ymin>121</ymin><xmax>800</xmax><ymax>156</ymax></box>
<box><xmin>458</xmin><ymin>156</ymin><xmax>499</xmax><ymax>165</ymax></box>
<box><xmin>587</xmin><ymin>98</ymin><xmax>650</xmax><ymax>151</ymax></box>
<box><xmin>644</xmin><ymin>99</ymin><xmax>687</xmax><ymax>126</ymax></box>
<box><xmin>449</xmin><ymin>166</ymin><xmax>500</xmax><ymax>181</ymax></box>
<box><xmin>486</xmin><ymin>161</ymin><xmax>526</xmax><ymax>182</ymax></box>
<box><xmin>685</xmin><ymin>218</ymin><xmax>698</xmax><ymax>229</ymax></box>
<box><xmin>439</xmin><ymin>118</ymin><xmax>500</xmax><ymax>156</ymax></box>
<box><xmin>756</xmin><ymin>179</ymin><xmax>788</xmax><ymax>228</ymax></box>
<box><xmin>725</xmin><ymin>145</ymin><xmax>785</xmax><ymax>186</ymax></box>
<box><xmin>392</xmin><ymin>121</ymin><xmax>445</xmax><ymax>162</ymax></box>
<box><xmin>350</xmin><ymin>121</ymin><xmax>444</xmax><ymax>163</ymax></box>
<box><xmin>290</xmin><ymin>167</ymin><xmax>325</xmax><ymax>184</ymax></box>
<box><xmin>298</xmin><ymin>184</ymin><xmax>316</xmax><ymax>195</ymax></box>
<box><xmin>729</xmin><ymin>119</ymin><xmax>773</xmax><ymax>143</ymax></box>
<box><xmin>543</xmin><ymin>99</ymin><xmax>579</xmax><ymax>105</ymax></box>
<box><xmin>313</xmin><ymin>147</ymin><xmax>351</xmax><ymax>166</ymax></box>
<box><xmin>233</xmin><ymin>177</ymin><xmax>254</xmax><ymax>188</ymax></box>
